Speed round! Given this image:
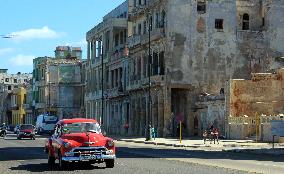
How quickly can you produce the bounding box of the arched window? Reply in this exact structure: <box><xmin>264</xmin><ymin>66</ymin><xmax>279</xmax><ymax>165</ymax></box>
<box><xmin>242</xmin><ymin>13</ymin><xmax>249</xmax><ymax>30</ymax></box>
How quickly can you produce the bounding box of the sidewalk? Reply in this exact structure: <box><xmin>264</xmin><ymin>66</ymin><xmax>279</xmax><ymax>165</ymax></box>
<box><xmin>113</xmin><ymin>136</ymin><xmax>284</xmax><ymax>157</ymax></box>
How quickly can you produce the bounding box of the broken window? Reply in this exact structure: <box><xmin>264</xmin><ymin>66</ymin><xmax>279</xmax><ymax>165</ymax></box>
<box><xmin>215</xmin><ymin>19</ymin><xmax>224</xmax><ymax>30</ymax></box>
<box><xmin>197</xmin><ymin>0</ymin><xmax>206</xmax><ymax>14</ymax></box>
<box><xmin>242</xmin><ymin>13</ymin><xmax>249</xmax><ymax>30</ymax></box>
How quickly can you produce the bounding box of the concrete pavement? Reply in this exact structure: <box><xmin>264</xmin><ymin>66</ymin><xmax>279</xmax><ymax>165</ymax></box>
<box><xmin>114</xmin><ymin>136</ymin><xmax>284</xmax><ymax>157</ymax></box>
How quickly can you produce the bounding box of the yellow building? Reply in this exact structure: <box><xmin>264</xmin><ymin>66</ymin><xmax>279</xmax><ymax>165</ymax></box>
<box><xmin>11</xmin><ymin>87</ymin><xmax>27</xmax><ymax>125</ymax></box>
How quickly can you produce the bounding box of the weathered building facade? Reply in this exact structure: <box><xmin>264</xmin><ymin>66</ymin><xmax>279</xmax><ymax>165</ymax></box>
<box><xmin>125</xmin><ymin>0</ymin><xmax>284</xmax><ymax>137</ymax></box>
<box><xmin>0</xmin><ymin>69</ymin><xmax>32</xmax><ymax>125</ymax></box>
<box><xmin>84</xmin><ymin>0</ymin><xmax>284</xmax><ymax>138</ymax></box>
<box><xmin>33</xmin><ymin>46</ymin><xmax>85</xmax><ymax>119</ymax></box>
<box><xmin>85</xmin><ymin>1</ymin><xmax>128</xmax><ymax>134</ymax></box>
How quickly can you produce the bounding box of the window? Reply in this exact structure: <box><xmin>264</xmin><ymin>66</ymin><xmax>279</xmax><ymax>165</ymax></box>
<box><xmin>139</xmin><ymin>0</ymin><xmax>142</xmax><ymax>5</ymax></box>
<box><xmin>120</xmin><ymin>31</ymin><xmax>124</xmax><ymax>44</ymax></box>
<box><xmin>5</xmin><ymin>78</ymin><xmax>9</xmax><ymax>82</ymax></box>
<box><xmin>14</xmin><ymin>79</ymin><xmax>17</xmax><ymax>83</ymax></box>
<box><xmin>242</xmin><ymin>13</ymin><xmax>249</xmax><ymax>30</ymax></box>
<box><xmin>155</xmin><ymin>13</ymin><xmax>159</xmax><ymax>28</ymax></box>
<box><xmin>115</xmin><ymin>34</ymin><xmax>119</xmax><ymax>46</ymax></box>
<box><xmin>8</xmin><ymin>85</ymin><xmax>11</xmax><ymax>90</ymax></box>
<box><xmin>262</xmin><ymin>17</ymin><xmax>265</xmax><ymax>27</ymax></box>
<box><xmin>197</xmin><ymin>1</ymin><xmax>206</xmax><ymax>14</ymax></box>
<box><xmin>215</xmin><ymin>19</ymin><xmax>224</xmax><ymax>30</ymax></box>
<box><xmin>133</xmin><ymin>26</ymin><xmax>136</xmax><ymax>35</ymax></box>
<box><xmin>134</xmin><ymin>0</ymin><xmax>137</xmax><ymax>7</ymax></box>
<box><xmin>143</xmin><ymin>21</ymin><xmax>147</xmax><ymax>34</ymax></box>
<box><xmin>138</xmin><ymin>23</ymin><xmax>142</xmax><ymax>35</ymax></box>
<box><xmin>161</xmin><ymin>10</ymin><xmax>166</xmax><ymax>28</ymax></box>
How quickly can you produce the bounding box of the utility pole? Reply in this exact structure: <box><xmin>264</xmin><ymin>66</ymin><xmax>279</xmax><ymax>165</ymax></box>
<box><xmin>48</xmin><ymin>82</ymin><xmax>51</xmax><ymax>115</ymax></box>
<box><xmin>101</xmin><ymin>38</ymin><xmax>104</xmax><ymax>125</ymax></box>
<box><xmin>146</xmin><ymin>13</ymin><xmax>152</xmax><ymax>141</ymax></box>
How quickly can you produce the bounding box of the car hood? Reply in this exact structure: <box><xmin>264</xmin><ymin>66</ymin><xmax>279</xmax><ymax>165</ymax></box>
<box><xmin>61</xmin><ymin>133</ymin><xmax>108</xmax><ymax>147</ymax></box>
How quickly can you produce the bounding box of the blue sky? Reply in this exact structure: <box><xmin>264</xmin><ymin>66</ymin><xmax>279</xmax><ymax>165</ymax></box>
<box><xmin>0</xmin><ymin>0</ymin><xmax>126</xmax><ymax>74</ymax></box>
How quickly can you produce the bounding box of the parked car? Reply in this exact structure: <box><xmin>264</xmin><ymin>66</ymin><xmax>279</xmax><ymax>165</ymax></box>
<box><xmin>14</xmin><ymin>125</ymin><xmax>20</xmax><ymax>134</ymax></box>
<box><xmin>36</xmin><ymin>114</ymin><xmax>58</xmax><ymax>135</ymax></box>
<box><xmin>44</xmin><ymin>118</ymin><xmax>116</xmax><ymax>169</ymax></box>
<box><xmin>17</xmin><ymin>124</ymin><xmax>36</xmax><ymax>140</ymax></box>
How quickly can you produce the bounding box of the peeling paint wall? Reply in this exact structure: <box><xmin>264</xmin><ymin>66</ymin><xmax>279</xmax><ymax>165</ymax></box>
<box><xmin>167</xmin><ymin>0</ymin><xmax>237</xmax><ymax>94</ymax></box>
<box><xmin>228</xmin><ymin>69</ymin><xmax>284</xmax><ymax>117</ymax></box>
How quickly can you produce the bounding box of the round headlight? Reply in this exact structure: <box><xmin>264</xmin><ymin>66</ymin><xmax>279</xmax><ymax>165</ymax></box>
<box><xmin>63</xmin><ymin>142</ymin><xmax>71</xmax><ymax>149</ymax></box>
<box><xmin>107</xmin><ymin>140</ymin><xmax>114</xmax><ymax>147</ymax></box>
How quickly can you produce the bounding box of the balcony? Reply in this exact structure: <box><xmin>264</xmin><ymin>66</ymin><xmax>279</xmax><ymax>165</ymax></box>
<box><xmin>128</xmin><ymin>35</ymin><xmax>141</xmax><ymax>48</ymax></box>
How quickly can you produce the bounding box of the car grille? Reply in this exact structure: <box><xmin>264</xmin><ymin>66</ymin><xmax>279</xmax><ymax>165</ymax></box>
<box><xmin>72</xmin><ymin>147</ymin><xmax>107</xmax><ymax>156</ymax></box>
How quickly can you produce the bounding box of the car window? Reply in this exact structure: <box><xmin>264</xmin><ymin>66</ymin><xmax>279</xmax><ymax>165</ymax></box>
<box><xmin>62</xmin><ymin>122</ymin><xmax>101</xmax><ymax>134</ymax></box>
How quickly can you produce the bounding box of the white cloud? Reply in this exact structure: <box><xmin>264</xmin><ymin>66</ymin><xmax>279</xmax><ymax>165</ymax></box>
<box><xmin>10</xmin><ymin>26</ymin><xmax>66</xmax><ymax>42</ymax></box>
<box><xmin>0</xmin><ymin>48</ymin><xmax>14</xmax><ymax>56</ymax></box>
<box><xmin>64</xmin><ymin>38</ymin><xmax>87</xmax><ymax>48</ymax></box>
<box><xmin>9</xmin><ymin>54</ymin><xmax>35</xmax><ymax>66</ymax></box>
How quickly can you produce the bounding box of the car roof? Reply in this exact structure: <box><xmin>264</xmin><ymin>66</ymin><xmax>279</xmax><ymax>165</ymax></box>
<box><xmin>57</xmin><ymin>118</ymin><xmax>98</xmax><ymax>125</ymax></box>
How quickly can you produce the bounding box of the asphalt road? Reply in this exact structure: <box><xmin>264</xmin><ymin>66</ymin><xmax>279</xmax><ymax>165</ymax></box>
<box><xmin>0</xmin><ymin>133</ymin><xmax>283</xmax><ymax>174</ymax></box>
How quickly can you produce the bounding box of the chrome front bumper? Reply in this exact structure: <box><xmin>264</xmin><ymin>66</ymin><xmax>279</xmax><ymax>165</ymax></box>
<box><xmin>62</xmin><ymin>154</ymin><xmax>116</xmax><ymax>162</ymax></box>
<box><xmin>62</xmin><ymin>146</ymin><xmax>116</xmax><ymax>162</ymax></box>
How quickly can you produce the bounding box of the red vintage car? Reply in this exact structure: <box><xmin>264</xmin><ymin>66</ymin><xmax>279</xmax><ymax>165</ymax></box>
<box><xmin>44</xmin><ymin>118</ymin><xmax>115</xmax><ymax>169</ymax></box>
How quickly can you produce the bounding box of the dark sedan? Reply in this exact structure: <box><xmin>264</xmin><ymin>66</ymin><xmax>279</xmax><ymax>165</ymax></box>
<box><xmin>17</xmin><ymin>124</ymin><xmax>36</xmax><ymax>140</ymax></box>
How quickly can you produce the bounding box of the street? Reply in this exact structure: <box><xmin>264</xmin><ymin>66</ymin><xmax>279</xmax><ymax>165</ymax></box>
<box><xmin>0</xmin><ymin>133</ymin><xmax>283</xmax><ymax>174</ymax></box>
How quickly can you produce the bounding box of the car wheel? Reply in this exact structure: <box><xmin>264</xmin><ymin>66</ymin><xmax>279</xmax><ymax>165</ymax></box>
<box><xmin>48</xmin><ymin>153</ymin><xmax>55</xmax><ymax>166</ymax></box>
<box><xmin>105</xmin><ymin>159</ymin><xmax>114</xmax><ymax>168</ymax></box>
<box><xmin>59</xmin><ymin>153</ymin><xmax>68</xmax><ymax>170</ymax></box>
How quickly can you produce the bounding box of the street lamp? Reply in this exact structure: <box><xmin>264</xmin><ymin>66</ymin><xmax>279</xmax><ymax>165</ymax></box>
<box><xmin>145</xmin><ymin>13</ymin><xmax>152</xmax><ymax>141</ymax></box>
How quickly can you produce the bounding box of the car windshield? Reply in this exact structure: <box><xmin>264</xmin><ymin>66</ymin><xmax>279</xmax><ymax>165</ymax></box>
<box><xmin>20</xmin><ymin>125</ymin><xmax>34</xmax><ymax>130</ymax></box>
<box><xmin>43</xmin><ymin>116</ymin><xmax>58</xmax><ymax>124</ymax></box>
<box><xmin>62</xmin><ymin>122</ymin><xmax>101</xmax><ymax>134</ymax></box>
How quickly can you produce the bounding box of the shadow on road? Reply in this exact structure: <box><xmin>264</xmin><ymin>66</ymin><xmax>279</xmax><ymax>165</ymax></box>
<box><xmin>0</xmin><ymin>147</ymin><xmax>45</xmax><ymax>161</ymax></box>
<box><xmin>9</xmin><ymin>163</ymin><xmax>106</xmax><ymax>172</ymax></box>
<box><xmin>117</xmin><ymin>146</ymin><xmax>284</xmax><ymax>162</ymax></box>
